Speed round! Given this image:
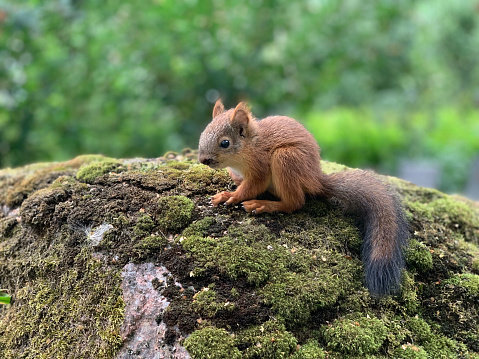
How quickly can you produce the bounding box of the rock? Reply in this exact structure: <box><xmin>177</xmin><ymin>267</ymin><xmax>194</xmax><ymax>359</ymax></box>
<box><xmin>0</xmin><ymin>153</ymin><xmax>478</xmax><ymax>358</ymax></box>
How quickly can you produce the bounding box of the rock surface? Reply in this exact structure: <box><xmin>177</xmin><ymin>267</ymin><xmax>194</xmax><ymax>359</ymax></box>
<box><xmin>0</xmin><ymin>151</ymin><xmax>478</xmax><ymax>359</ymax></box>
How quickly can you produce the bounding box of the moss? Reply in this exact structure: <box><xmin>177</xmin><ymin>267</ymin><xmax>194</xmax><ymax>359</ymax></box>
<box><xmin>321</xmin><ymin>161</ymin><xmax>349</xmax><ymax>174</ymax></box>
<box><xmin>183</xmin><ymin>326</ymin><xmax>242</xmax><ymax>359</ymax></box>
<box><xmin>322</xmin><ymin>314</ymin><xmax>388</xmax><ymax>356</ymax></box>
<box><xmin>405</xmin><ymin>239</ymin><xmax>433</xmax><ymax>273</ymax></box>
<box><xmin>0</xmin><ymin>248</ymin><xmax>124</xmax><ymax>359</ymax></box>
<box><xmin>182</xmin><ymin>222</ymin><xmax>281</xmax><ymax>284</ymax></box>
<box><xmin>182</xmin><ymin>216</ymin><xmax>216</xmax><ymax>237</ymax></box>
<box><xmin>421</xmin><ymin>334</ymin><xmax>465</xmax><ymax>359</ymax></box>
<box><xmin>20</xmin><ymin>185</ymin><xmax>70</xmax><ymax>228</ymax></box>
<box><xmin>400</xmin><ymin>271</ymin><xmax>420</xmax><ymax>313</ymax></box>
<box><xmin>183</xmin><ymin>218</ymin><xmax>360</xmax><ymax>326</ymax></box>
<box><xmin>181</xmin><ymin>163</ymin><xmax>233</xmax><ymax>194</ymax></box>
<box><xmin>405</xmin><ymin>316</ymin><xmax>433</xmax><ymax>343</ymax></box>
<box><xmin>444</xmin><ymin>273</ymin><xmax>479</xmax><ymax>296</ymax></box>
<box><xmin>261</xmin><ymin>253</ymin><xmax>358</xmax><ymax>325</ymax></box>
<box><xmin>473</xmin><ymin>258</ymin><xmax>479</xmax><ymax>273</ymax></box>
<box><xmin>408</xmin><ymin>197</ymin><xmax>478</xmax><ymax>243</ymax></box>
<box><xmin>392</xmin><ymin>344</ymin><xmax>428</xmax><ymax>359</ymax></box>
<box><xmin>165</xmin><ymin>160</ymin><xmax>191</xmax><ymax>170</ymax></box>
<box><xmin>133</xmin><ymin>214</ymin><xmax>156</xmax><ymax>238</ymax></box>
<box><xmin>407</xmin><ymin>201</ymin><xmax>434</xmax><ymax>221</ymax></box>
<box><xmin>405</xmin><ymin>316</ymin><xmax>476</xmax><ymax>357</ymax></box>
<box><xmin>156</xmin><ymin>195</ymin><xmax>195</xmax><ymax>232</ymax></box>
<box><xmin>192</xmin><ymin>284</ymin><xmax>235</xmax><ymax>318</ymax></box>
<box><xmin>236</xmin><ymin>320</ymin><xmax>298</xmax><ymax>359</ymax></box>
<box><xmin>291</xmin><ymin>340</ymin><xmax>326</xmax><ymax>359</ymax></box>
<box><xmin>132</xmin><ymin>235</ymin><xmax>168</xmax><ymax>259</ymax></box>
<box><xmin>76</xmin><ymin>160</ymin><xmax>125</xmax><ymax>184</ymax></box>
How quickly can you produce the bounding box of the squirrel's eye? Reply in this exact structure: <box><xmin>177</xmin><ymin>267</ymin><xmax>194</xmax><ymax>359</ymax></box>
<box><xmin>220</xmin><ymin>140</ymin><xmax>230</xmax><ymax>148</ymax></box>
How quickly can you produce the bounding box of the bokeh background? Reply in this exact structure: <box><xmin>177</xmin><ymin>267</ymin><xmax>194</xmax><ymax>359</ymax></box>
<box><xmin>1</xmin><ymin>1</ymin><xmax>478</xmax><ymax>197</ymax></box>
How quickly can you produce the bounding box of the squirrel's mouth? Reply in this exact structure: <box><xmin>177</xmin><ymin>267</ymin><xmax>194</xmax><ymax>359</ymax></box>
<box><xmin>198</xmin><ymin>156</ymin><xmax>219</xmax><ymax>169</ymax></box>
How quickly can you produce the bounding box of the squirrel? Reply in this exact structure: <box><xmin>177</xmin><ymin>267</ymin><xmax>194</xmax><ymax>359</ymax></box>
<box><xmin>198</xmin><ymin>100</ymin><xmax>409</xmax><ymax>296</ymax></box>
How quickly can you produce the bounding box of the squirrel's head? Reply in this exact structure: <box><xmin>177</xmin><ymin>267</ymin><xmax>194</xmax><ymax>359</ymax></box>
<box><xmin>198</xmin><ymin>100</ymin><xmax>257</xmax><ymax>169</ymax></box>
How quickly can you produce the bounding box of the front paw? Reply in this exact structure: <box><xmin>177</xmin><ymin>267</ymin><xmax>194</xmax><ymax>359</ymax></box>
<box><xmin>242</xmin><ymin>200</ymin><xmax>267</xmax><ymax>214</ymax></box>
<box><xmin>211</xmin><ymin>191</ymin><xmax>232</xmax><ymax>206</ymax></box>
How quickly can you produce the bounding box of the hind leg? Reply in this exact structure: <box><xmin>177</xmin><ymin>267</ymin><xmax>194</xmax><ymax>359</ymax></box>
<box><xmin>242</xmin><ymin>148</ymin><xmax>306</xmax><ymax>213</ymax></box>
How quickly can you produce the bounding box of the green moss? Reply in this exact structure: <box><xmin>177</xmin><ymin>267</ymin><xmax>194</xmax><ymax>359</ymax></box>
<box><xmin>182</xmin><ymin>223</ymin><xmax>284</xmax><ymax>285</ymax></box>
<box><xmin>429</xmin><ymin>198</ymin><xmax>476</xmax><ymax>226</ymax></box>
<box><xmin>182</xmin><ymin>217</ymin><xmax>216</xmax><ymax>237</ymax></box>
<box><xmin>291</xmin><ymin>340</ymin><xmax>326</xmax><ymax>359</ymax></box>
<box><xmin>473</xmin><ymin>258</ymin><xmax>479</xmax><ymax>273</ymax></box>
<box><xmin>192</xmin><ymin>284</ymin><xmax>235</xmax><ymax>318</ymax></box>
<box><xmin>183</xmin><ymin>326</ymin><xmax>241</xmax><ymax>359</ymax></box>
<box><xmin>444</xmin><ymin>273</ymin><xmax>479</xmax><ymax>296</ymax></box>
<box><xmin>183</xmin><ymin>219</ymin><xmax>360</xmax><ymax>325</ymax></box>
<box><xmin>392</xmin><ymin>344</ymin><xmax>428</xmax><ymax>359</ymax></box>
<box><xmin>261</xmin><ymin>253</ymin><xmax>358</xmax><ymax>325</ymax></box>
<box><xmin>182</xmin><ymin>163</ymin><xmax>232</xmax><ymax>193</ymax></box>
<box><xmin>400</xmin><ymin>271</ymin><xmax>420</xmax><ymax>313</ymax></box>
<box><xmin>76</xmin><ymin>160</ymin><xmax>124</xmax><ymax>184</ymax></box>
<box><xmin>157</xmin><ymin>195</ymin><xmax>194</xmax><ymax>231</ymax></box>
<box><xmin>321</xmin><ymin>161</ymin><xmax>349</xmax><ymax>174</ymax></box>
<box><xmin>405</xmin><ymin>316</ymin><xmax>475</xmax><ymax>358</ymax></box>
<box><xmin>322</xmin><ymin>314</ymin><xmax>388</xmax><ymax>356</ymax></box>
<box><xmin>421</xmin><ymin>334</ymin><xmax>464</xmax><ymax>359</ymax></box>
<box><xmin>405</xmin><ymin>240</ymin><xmax>433</xmax><ymax>273</ymax></box>
<box><xmin>165</xmin><ymin>160</ymin><xmax>191</xmax><ymax>170</ymax></box>
<box><xmin>408</xmin><ymin>197</ymin><xmax>478</xmax><ymax>243</ymax></box>
<box><xmin>133</xmin><ymin>214</ymin><xmax>156</xmax><ymax>238</ymax></box>
<box><xmin>405</xmin><ymin>316</ymin><xmax>432</xmax><ymax>343</ymax></box>
<box><xmin>0</xmin><ymin>248</ymin><xmax>124</xmax><ymax>359</ymax></box>
<box><xmin>236</xmin><ymin>320</ymin><xmax>298</xmax><ymax>359</ymax></box>
<box><xmin>132</xmin><ymin>235</ymin><xmax>168</xmax><ymax>259</ymax></box>
<box><xmin>407</xmin><ymin>201</ymin><xmax>434</xmax><ymax>221</ymax></box>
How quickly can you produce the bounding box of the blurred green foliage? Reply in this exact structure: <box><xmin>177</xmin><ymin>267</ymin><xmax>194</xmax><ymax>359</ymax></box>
<box><xmin>0</xmin><ymin>0</ymin><xmax>478</xmax><ymax>192</ymax></box>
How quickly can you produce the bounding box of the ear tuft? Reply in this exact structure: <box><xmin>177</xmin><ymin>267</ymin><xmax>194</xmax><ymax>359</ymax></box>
<box><xmin>212</xmin><ymin>99</ymin><xmax>225</xmax><ymax>118</ymax></box>
<box><xmin>230</xmin><ymin>102</ymin><xmax>252</xmax><ymax>129</ymax></box>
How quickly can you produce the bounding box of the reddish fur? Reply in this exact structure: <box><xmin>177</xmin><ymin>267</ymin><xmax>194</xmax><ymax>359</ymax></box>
<box><xmin>199</xmin><ymin>101</ymin><xmax>408</xmax><ymax>296</ymax></box>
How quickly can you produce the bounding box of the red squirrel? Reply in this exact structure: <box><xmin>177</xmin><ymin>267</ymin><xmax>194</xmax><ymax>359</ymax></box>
<box><xmin>198</xmin><ymin>100</ymin><xmax>408</xmax><ymax>296</ymax></box>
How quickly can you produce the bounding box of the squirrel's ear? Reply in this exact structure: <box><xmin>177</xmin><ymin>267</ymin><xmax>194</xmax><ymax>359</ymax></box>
<box><xmin>231</xmin><ymin>102</ymin><xmax>252</xmax><ymax>130</ymax></box>
<box><xmin>212</xmin><ymin>99</ymin><xmax>225</xmax><ymax>118</ymax></box>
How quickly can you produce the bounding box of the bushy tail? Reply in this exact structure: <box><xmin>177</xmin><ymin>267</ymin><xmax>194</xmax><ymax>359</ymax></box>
<box><xmin>322</xmin><ymin>170</ymin><xmax>409</xmax><ymax>296</ymax></box>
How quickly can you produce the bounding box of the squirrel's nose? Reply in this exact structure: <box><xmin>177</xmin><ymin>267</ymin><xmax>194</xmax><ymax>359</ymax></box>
<box><xmin>200</xmin><ymin>157</ymin><xmax>213</xmax><ymax>166</ymax></box>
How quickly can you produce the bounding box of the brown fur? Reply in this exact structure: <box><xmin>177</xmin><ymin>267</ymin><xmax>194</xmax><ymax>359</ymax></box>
<box><xmin>198</xmin><ymin>100</ymin><xmax>408</xmax><ymax>295</ymax></box>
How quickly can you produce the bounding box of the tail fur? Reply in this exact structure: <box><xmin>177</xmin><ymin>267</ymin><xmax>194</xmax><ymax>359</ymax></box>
<box><xmin>322</xmin><ymin>170</ymin><xmax>409</xmax><ymax>296</ymax></box>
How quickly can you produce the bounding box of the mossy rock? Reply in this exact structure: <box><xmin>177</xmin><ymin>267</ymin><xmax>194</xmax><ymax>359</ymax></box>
<box><xmin>0</xmin><ymin>153</ymin><xmax>478</xmax><ymax>358</ymax></box>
